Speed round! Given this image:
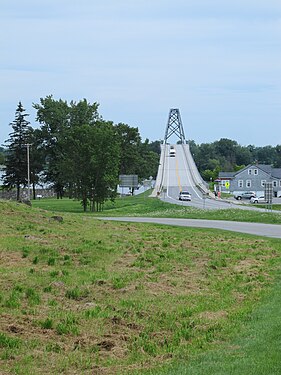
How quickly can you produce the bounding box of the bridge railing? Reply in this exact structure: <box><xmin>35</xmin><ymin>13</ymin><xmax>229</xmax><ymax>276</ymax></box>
<box><xmin>150</xmin><ymin>143</ymin><xmax>167</xmax><ymax>197</ymax></box>
<box><xmin>182</xmin><ymin>144</ymin><xmax>215</xmax><ymax>198</ymax></box>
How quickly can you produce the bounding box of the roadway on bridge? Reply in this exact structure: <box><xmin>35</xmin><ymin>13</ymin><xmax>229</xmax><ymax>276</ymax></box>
<box><xmin>159</xmin><ymin>144</ymin><xmax>244</xmax><ymax>210</ymax></box>
<box><xmin>156</xmin><ymin>144</ymin><xmax>274</xmax><ymax>212</ymax></box>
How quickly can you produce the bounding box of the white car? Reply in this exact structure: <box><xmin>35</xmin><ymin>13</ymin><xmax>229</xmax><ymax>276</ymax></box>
<box><xmin>250</xmin><ymin>196</ymin><xmax>267</xmax><ymax>204</ymax></box>
<box><xmin>179</xmin><ymin>191</ymin><xmax>191</xmax><ymax>201</ymax></box>
<box><xmin>169</xmin><ymin>148</ymin><xmax>176</xmax><ymax>157</ymax></box>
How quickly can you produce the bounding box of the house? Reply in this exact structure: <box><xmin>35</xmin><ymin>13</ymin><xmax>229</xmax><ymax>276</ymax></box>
<box><xmin>217</xmin><ymin>164</ymin><xmax>281</xmax><ymax>197</ymax></box>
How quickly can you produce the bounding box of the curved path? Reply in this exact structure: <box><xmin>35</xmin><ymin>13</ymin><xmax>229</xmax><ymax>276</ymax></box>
<box><xmin>99</xmin><ymin>217</ymin><xmax>281</xmax><ymax>239</ymax></box>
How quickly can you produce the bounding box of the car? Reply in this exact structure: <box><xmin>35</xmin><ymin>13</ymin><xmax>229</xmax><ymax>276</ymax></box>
<box><xmin>179</xmin><ymin>191</ymin><xmax>191</xmax><ymax>201</ymax></box>
<box><xmin>169</xmin><ymin>148</ymin><xmax>176</xmax><ymax>157</ymax></box>
<box><xmin>250</xmin><ymin>195</ymin><xmax>267</xmax><ymax>204</ymax></box>
<box><xmin>234</xmin><ymin>191</ymin><xmax>256</xmax><ymax>200</ymax></box>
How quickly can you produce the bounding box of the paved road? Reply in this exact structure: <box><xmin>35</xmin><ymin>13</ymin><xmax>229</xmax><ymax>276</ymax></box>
<box><xmin>99</xmin><ymin>217</ymin><xmax>281</xmax><ymax>239</ymax></box>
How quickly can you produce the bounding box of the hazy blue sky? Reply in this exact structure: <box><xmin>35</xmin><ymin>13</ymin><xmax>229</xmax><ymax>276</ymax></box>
<box><xmin>1</xmin><ymin>0</ymin><xmax>280</xmax><ymax>146</ymax></box>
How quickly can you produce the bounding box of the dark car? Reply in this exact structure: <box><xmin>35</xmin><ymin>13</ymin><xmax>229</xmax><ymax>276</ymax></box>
<box><xmin>234</xmin><ymin>191</ymin><xmax>256</xmax><ymax>200</ymax></box>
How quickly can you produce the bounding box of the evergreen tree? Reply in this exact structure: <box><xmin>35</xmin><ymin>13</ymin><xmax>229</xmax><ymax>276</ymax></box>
<box><xmin>3</xmin><ymin>102</ymin><xmax>32</xmax><ymax>200</ymax></box>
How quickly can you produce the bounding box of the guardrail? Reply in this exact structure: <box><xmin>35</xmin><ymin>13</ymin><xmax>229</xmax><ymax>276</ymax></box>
<box><xmin>150</xmin><ymin>144</ymin><xmax>167</xmax><ymax>197</ymax></box>
<box><xmin>181</xmin><ymin>144</ymin><xmax>215</xmax><ymax>198</ymax></box>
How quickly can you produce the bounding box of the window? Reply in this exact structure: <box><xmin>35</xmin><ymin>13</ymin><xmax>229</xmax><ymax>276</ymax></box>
<box><xmin>279</xmin><ymin>180</ymin><xmax>281</xmax><ymax>187</ymax></box>
<box><xmin>248</xmin><ymin>169</ymin><xmax>252</xmax><ymax>175</ymax></box>
<box><xmin>246</xmin><ymin>180</ymin><xmax>251</xmax><ymax>188</ymax></box>
<box><xmin>261</xmin><ymin>180</ymin><xmax>266</xmax><ymax>187</ymax></box>
<box><xmin>254</xmin><ymin>169</ymin><xmax>258</xmax><ymax>175</ymax></box>
<box><xmin>238</xmin><ymin>180</ymin><xmax>243</xmax><ymax>188</ymax></box>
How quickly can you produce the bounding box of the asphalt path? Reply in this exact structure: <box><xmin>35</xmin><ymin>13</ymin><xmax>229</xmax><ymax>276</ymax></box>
<box><xmin>99</xmin><ymin>217</ymin><xmax>281</xmax><ymax>239</ymax></box>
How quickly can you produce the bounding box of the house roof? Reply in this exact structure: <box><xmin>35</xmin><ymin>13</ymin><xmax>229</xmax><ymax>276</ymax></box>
<box><xmin>272</xmin><ymin>168</ymin><xmax>281</xmax><ymax>179</ymax></box>
<box><xmin>218</xmin><ymin>172</ymin><xmax>235</xmax><ymax>179</ymax></box>
<box><xmin>220</xmin><ymin>164</ymin><xmax>281</xmax><ymax>180</ymax></box>
<box><xmin>256</xmin><ymin>164</ymin><xmax>273</xmax><ymax>174</ymax></box>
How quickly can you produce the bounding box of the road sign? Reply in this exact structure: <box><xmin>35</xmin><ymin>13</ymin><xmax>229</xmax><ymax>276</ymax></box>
<box><xmin>119</xmin><ymin>175</ymin><xmax>138</xmax><ymax>188</ymax></box>
<box><xmin>264</xmin><ymin>182</ymin><xmax>273</xmax><ymax>204</ymax></box>
<box><xmin>225</xmin><ymin>181</ymin><xmax>230</xmax><ymax>189</ymax></box>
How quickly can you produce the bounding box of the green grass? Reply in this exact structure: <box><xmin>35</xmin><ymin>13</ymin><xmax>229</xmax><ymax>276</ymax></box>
<box><xmin>32</xmin><ymin>192</ymin><xmax>281</xmax><ymax>224</ymax></box>
<box><xmin>1</xmin><ymin>199</ymin><xmax>281</xmax><ymax>374</ymax></box>
<box><xmin>161</xmin><ymin>274</ymin><xmax>281</xmax><ymax>375</ymax></box>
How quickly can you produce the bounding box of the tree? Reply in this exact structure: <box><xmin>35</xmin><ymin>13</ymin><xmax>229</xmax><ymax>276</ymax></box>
<box><xmin>60</xmin><ymin>121</ymin><xmax>120</xmax><ymax>211</ymax></box>
<box><xmin>3</xmin><ymin>102</ymin><xmax>32</xmax><ymax>200</ymax></box>
<box><xmin>275</xmin><ymin>145</ymin><xmax>281</xmax><ymax>168</ymax></box>
<box><xmin>136</xmin><ymin>139</ymin><xmax>160</xmax><ymax>180</ymax></box>
<box><xmin>0</xmin><ymin>147</ymin><xmax>5</xmax><ymax>164</ymax></box>
<box><xmin>33</xmin><ymin>96</ymin><xmax>100</xmax><ymax>198</ymax></box>
<box><xmin>115</xmin><ymin>123</ymin><xmax>141</xmax><ymax>175</ymax></box>
<box><xmin>33</xmin><ymin>96</ymin><xmax>72</xmax><ymax>198</ymax></box>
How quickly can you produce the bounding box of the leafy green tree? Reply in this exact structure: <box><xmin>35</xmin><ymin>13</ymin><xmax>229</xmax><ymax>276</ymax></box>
<box><xmin>275</xmin><ymin>145</ymin><xmax>281</xmax><ymax>168</ymax></box>
<box><xmin>60</xmin><ymin>121</ymin><xmax>120</xmax><ymax>211</ymax></box>
<box><xmin>0</xmin><ymin>147</ymin><xmax>5</xmax><ymax>164</ymax></box>
<box><xmin>254</xmin><ymin>145</ymin><xmax>276</xmax><ymax>165</ymax></box>
<box><xmin>33</xmin><ymin>95</ymin><xmax>72</xmax><ymax>198</ymax></box>
<box><xmin>137</xmin><ymin>139</ymin><xmax>159</xmax><ymax>180</ymax></box>
<box><xmin>3</xmin><ymin>102</ymin><xmax>32</xmax><ymax>200</ymax></box>
<box><xmin>115</xmin><ymin>123</ymin><xmax>141</xmax><ymax>175</ymax></box>
<box><xmin>235</xmin><ymin>145</ymin><xmax>252</xmax><ymax>166</ymax></box>
<box><xmin>33</xmin><ymin>96</ymin><xmax>100</xmax><ymax>198</ymax></box>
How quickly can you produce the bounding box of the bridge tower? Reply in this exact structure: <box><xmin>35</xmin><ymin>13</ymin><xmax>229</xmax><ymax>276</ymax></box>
<box><xmin>164</xmin><ymin>108</ymin><xmax>186</xmax><ymax>144</ymax></box>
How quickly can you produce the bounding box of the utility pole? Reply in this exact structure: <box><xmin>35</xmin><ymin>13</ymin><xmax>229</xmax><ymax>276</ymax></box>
<box><xmin>25</xmin><ymin>143</ymin><xmax>32</xmax><ymax>201</ymax></box>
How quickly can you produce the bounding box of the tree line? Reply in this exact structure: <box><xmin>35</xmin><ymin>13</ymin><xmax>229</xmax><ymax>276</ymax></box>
<box><xmin>188</xmin><ymin>138</ymin><xmax>281</xmax><ymax>182</ymax></box>
<box><xmin>1</xmin><ymin>97</ymin><xmax>160</xmax><ymax>211</ymax></box>
<box><xmin>1</xmin><ymin>98</ymin><xmax>280</xmax><ymax>209</ymax></box>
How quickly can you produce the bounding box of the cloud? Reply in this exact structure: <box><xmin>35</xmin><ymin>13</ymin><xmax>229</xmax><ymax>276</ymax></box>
<box><xmin>0</xmin><ymin>0</ymin><xmax>280</xmax><ymax>146</ymax></box>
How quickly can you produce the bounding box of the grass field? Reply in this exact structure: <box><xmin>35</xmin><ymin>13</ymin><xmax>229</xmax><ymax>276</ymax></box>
<box><xmin>31</xmin><ymin>192</ymin><xmax>281</xmax><ymax>225</ymax></box>
<box><xmin>1</xmin><ymin>198</ymin><xmax>281</xmax><ymax>374</ymax></box>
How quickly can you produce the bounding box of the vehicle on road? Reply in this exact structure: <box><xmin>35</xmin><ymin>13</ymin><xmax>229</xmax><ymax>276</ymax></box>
<box><xmin>179</xmin><ymin>191</ymin><xmax>191</xmax><ymax>201</ymax></box>
<box><xmin>169</xmin><ymin>147</ymin><xmax>176</xmax><ymax>157</ymax></box>
<box><xmin>250</xmin><ymin>195</ymin><xmax>268</xmax><ymax>204</ymax></box>
<box><xmin>234</xmin><ymin>191</ymin><xmax>256</xmax><ymax>200</ymax></box>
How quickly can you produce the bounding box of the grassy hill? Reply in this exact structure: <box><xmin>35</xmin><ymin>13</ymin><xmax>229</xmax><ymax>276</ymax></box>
<box><xmin>1</xmin><ymin>199</ymin><xmax>281</xmax><ymax>374</ymax></box>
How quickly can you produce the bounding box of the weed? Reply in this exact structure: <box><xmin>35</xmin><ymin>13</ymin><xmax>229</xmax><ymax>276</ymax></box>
<box><xmin>0</xmin><ymin>333</ymin><xmax>21</xmax><ymax>349</ymax></box>
<box><xmin>65</xmin><ymin>287</ymin><xmax>89</xmax><ymax>300</ymax></box>
<box><xmin>112</xmin><ymin>276</ymin><xmax>128</xmax><ymax>289</ymax></box>
<box><xmin>14</xmin><ymin>284</ymin><xmax>24</xmax><ymax>292</ymax></box>
<box><xmin>25</xmin><ymin>288</ymin><xmax>41</xmax><ymax>305</ymax></box>
<box><xmin>45</xmin><ymin>342</ymin><xmax>62</xmax><ymax>353</ymax></box>
<box><xmin>56</xmin><ymin>314</ymin><xmax>79</xmax><ymax>335</ymax></box>
<box><xmin>39</xmin><ymin>318</ymin><xmax>53</xmax><ymax>330</ymax></box>
<box><xmin>5</xmin><ymin>291</ymin><xmax>21</xmax><ymax>309</ymax></box>
<box><xmin>50</xmin><ymin>270</ymin><xmax>59</xmax><ymax>277</ymax></box>
<box><xmin>22</xmin><ymin>248</ymin><xmax>29</xmax><ymax>258</ymax></box>
<box><xmin>85</xmin><ymin>306</ymin><xmax>104</xmax><ymax>319</ymax></box>
<box><xmin>43</xmin><ymin>286</ymin><xmax>52</xmax><ymax>293</ymax></box>
<box><xmin>47</xmin><ymin>257</ymin><xmax>56</xmax><ymax>266</ymax></box>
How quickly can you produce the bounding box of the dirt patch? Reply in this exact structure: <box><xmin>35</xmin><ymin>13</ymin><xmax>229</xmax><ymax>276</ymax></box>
<box><xmin>197</xmin><ymin>310</ymin><xmax>228</xmax><ymax>321</ymax></box>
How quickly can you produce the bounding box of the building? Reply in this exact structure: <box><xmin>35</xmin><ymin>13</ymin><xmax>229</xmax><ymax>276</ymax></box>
<box><xmin>216</xmin><ymin>164</ymin><xmax>281</xmax><ymax>197</ymax></box>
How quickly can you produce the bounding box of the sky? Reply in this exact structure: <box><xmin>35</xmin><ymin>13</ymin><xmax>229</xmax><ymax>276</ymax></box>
<box><xmin>1</xmin><ymin>0</ymin><xmax>281</xmax><ymax>147</ymax></box>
